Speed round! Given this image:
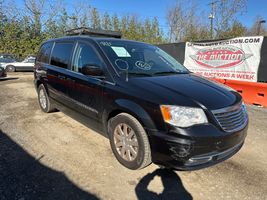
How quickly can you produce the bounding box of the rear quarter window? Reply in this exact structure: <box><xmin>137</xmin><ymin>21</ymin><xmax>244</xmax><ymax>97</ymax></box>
<box><xmin>36</xmin><ymin>42</ymin><xmax>53</xmax><ymax>63</ymax></box>
<box><xmin>50</xmin><ymin>42</ymin><xmax>74</xmax><ymax>69</ymax></box>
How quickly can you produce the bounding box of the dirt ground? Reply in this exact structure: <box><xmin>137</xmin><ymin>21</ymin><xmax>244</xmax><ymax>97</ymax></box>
<box><xmin>0</xmin><ymin>72</ymin><xmax>266</xmax><ymax>200</ymax></box>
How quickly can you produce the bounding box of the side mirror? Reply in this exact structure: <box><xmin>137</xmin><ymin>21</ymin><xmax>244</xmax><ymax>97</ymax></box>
<box><xmin>81</xmin><ymin>64</ymin><xmax>104</xmax><ymax>77</ymax></box>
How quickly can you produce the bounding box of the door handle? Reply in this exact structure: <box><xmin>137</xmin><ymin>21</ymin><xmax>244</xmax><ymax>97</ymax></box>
<box><xmin>58</xmin><ymin>75</ymin><xmax>65</xmax><ymax>80</ymax></box>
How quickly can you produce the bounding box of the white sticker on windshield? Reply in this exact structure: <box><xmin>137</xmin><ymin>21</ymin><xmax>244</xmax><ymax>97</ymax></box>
<box><xmin>111</xmin><ymin>46</ymin><xmax>131</xmax><ymax>57</ymax></box>
<box><xmin>135</xmin><ymin>61</ymin><xmax>151</xmax><ymax>70</ymax></box>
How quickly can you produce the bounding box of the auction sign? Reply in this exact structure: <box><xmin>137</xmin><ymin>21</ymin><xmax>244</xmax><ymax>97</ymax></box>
<box><xmin>183</xmin><ymin>36</ymin><xmax>264</xmax><ymax>82</ymax></box>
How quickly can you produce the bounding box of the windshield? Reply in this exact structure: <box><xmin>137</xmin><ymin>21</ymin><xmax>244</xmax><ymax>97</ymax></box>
<box><xmin>97</xmin><ymin>40</ymin><xmax>189</xmax><ymax>76</ymax></box>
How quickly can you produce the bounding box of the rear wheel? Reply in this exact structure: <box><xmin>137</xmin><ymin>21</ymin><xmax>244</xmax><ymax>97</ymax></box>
<box><xmin>108</xmin><ymin>113</ymin><xmax>151</xmax><ymax>170</ymax></box>
<box><xmin>37</xmin><ymin>84</ymin><xmax>56</xmax><ymax>113</ymax></box>
<box><xmin>6</xmin><ymin>65</ymin><xmax>15</xmax><ymax>72</ymax></box>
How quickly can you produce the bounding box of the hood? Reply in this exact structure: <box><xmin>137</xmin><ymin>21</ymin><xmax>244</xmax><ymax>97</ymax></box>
<box><xmin>128</xmin><ymin>73</ymin><xmax>240</xmax><ymax>110</ymax></box>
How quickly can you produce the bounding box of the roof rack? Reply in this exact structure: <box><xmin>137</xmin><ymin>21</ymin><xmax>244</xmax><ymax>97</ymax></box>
<box><xmin>65</xmin><ymin>27</ymin><xmax>122</xmax><ymax>38</ymax></box>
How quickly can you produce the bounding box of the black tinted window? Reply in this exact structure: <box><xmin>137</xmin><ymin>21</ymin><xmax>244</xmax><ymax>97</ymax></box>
<box><xmin>37</xmin><ymin>42</ymin><xmax>53</xmax><ymax>63</ymax></box>
<box><xmin>51</xmin><ymin>42</ymin><xmax>73</xmax><ymax>68</ymax></box>
<box><xmin>72</xmin><ymin>43</ymin><xmax>103</xmax><ymax>73</ymax></box>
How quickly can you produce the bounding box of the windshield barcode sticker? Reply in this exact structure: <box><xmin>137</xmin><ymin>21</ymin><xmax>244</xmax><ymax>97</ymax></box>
<box><xmin>111</xmin><ymin>46</ymin><xmax>131</xmax><ymax>57</ymax></box>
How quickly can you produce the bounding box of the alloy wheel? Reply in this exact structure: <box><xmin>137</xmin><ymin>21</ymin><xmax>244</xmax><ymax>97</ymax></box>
<box><xmin>113</xmin><ymin>123</ymin><xmax>139</xmax><ymax>161</ymax></box>
<box><xmin>39</xmin><ymin>89</ymin><xmax>47</xmax><ymax>109</ymax></box>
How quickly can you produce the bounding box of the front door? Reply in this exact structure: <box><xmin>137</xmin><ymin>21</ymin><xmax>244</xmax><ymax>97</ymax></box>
<box><xmin>66</xmin><ymin>41</ymin><xmax>106</xmax><ymax>121</ymax></box>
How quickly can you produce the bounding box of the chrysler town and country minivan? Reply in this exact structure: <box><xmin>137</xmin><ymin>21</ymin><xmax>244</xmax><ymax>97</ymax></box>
<box><xmin>34</xmin><ymin>30</ymin><xmax>248</xmax><ymax>170</ymax></box>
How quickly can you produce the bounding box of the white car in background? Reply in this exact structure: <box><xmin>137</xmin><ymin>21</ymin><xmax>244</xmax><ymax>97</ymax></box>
<box><xmin>3</xmin><ymin>57</ymin><xmax>36</xmax><ymax>72</ymax></box>
<box><xmin>0</xmin><ymin>57</ymin><xmax>16</xmax><ymax>68</ymax></box>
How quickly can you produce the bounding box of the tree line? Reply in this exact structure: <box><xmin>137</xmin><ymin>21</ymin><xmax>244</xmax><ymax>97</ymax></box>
<box><xmin>0</xmin><ymin>0</ymin><xmax>165</xmax><ymax>59</ymax></box>
<box><xmin>0</xmin><ymin>0</ymin><xmax>266</xmax><ymax>60</ymax></box>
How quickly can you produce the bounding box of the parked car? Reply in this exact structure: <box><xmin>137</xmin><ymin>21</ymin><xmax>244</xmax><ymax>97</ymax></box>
<box><xmin>0</xmin><ymin>57</ymin><xmax>16</xmax><ymax>68</ymax></box>
<box><xmin>0</xmin><ymin>66</ymin><xmax>7</xmax><ymax>78</ymax></box>
<box><xmin>4</xmin><ymin>57</ymin><xmax>35</xmax><ymax>72</ymax></box>
<box><xmin>25</xmin><ymin>55</ymin><xmax>36</xmax><ymax>59</ymax></box>
<box><xmin>0</xmin><ymin>54</ymin><xmax>16</xmax><ymax>60</ymax></box>
<box><xmin>34</xmin><ymin>32</ymin><xmax>248</xmax><ymax>170</ymax></box>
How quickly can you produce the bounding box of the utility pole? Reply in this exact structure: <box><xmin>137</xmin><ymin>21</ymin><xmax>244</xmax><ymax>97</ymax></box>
<box><xmin>257</xmin><ymin>19</ymin><xmax>266</xmax><ymax>35</ymax></box>
<box><xmin>208</xmin><ymin>1</ymin><xmax>217</xmax><ymax>39</ymax></box>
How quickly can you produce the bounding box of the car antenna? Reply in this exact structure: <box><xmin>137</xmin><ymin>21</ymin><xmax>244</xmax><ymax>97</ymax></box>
<box><xmin>126</xmin><ymin>67</ymin><xmax>128</xmax><ymax>82</ymax></box>
<box><xmin>124</xmin><ymin>53</ymin><xmax>129</xmax><ymax>82</ymax></box>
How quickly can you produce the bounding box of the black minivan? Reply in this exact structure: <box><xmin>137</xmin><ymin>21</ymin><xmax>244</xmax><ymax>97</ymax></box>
<box><xmin>34</xmin><ymin>30</ymin><xmax>248</xmax><ymax>170</ymax></box>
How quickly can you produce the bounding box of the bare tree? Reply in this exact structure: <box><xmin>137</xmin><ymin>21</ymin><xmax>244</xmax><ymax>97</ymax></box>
<box><xmin>214</xmin><ymin>0</ymin><xmax>247</xmax><ymax>38</ymax></box>
<box><xmin>1</xmin><ymin>0</ymin><xmax>22</xmax><ymax>20</ymax></box>
<box><xmin>70</xmin><ymin>0</ymin><xmax>91</xmax><ymax>28</ymax></box>
<box><xmin>166</xmin><ymin>0</ymin><xmax>247</xmax><ymax>41</ymax></box>
<box><xmin>166</xmin><ymin>0</ymin><xmax>185</xmax><ymax>42</ymax></box>
<box><xmin>23</xmin><ymin>0</ymin><xmax>63</xmax><ymax>36</ymax></box>
<box><xmin>166</xmin><ymin>0</ymin><xmax>209</xmax><ymax>42</ymax></box>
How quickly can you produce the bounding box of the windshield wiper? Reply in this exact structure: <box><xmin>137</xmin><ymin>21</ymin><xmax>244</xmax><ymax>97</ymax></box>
<box><xmin>152</xmin><ymin>71</ymin><xmax>182</xmax><ymax>76</ymax></box>
<box><xmin>128</xmin><ymin>72</ymin><xmax>152</xmax><ymax>77</ymax></box>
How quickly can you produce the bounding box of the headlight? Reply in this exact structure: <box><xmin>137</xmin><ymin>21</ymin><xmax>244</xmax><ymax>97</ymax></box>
<box><xmin>160</xmin><ymin>105</ymin><xmax>208</xmax><ymax>127</ymax></box>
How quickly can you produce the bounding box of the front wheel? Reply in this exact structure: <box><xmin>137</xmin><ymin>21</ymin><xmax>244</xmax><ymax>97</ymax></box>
<box><xmin>108</xmin><ymin>113</ymin><xmax>152</xmax><ymax>170</ymax></box>
<box><xmin>6</xmin><ymin>65</ymin><xmax>15</xmax><ymax>72</ymax></box>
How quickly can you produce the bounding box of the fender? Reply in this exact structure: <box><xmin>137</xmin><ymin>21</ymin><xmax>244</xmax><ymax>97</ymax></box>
<box><xmin>103</xmin><ymin>99</ymin><xmax>157</xmax><ymax>134</ymax></box>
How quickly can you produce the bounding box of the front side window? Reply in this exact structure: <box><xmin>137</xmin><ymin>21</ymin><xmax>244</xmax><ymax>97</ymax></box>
<box><xmin>97</xmin><ymin>40</ymin><xmax>189</xmax><ymax>77</ymax></box>
<box><xmin>51</xmin><ymin>42</ymin><xmax>74</xmax><ymax>68</ymax></box>
<box><xmin>72</xmin><ymin>42</ymin><xmax>103</xmax><ymax>73</ymax></box>
<box><xmin>37</xmin><ymin>42</ymin><xmax>53</xmax><ymax>64</ymax></box>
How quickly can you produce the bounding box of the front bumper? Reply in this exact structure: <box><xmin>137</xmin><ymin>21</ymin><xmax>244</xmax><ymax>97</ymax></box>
<box><xmin>147</xmin><ymin>123</ymin><xmax>248</xmax><ymax>170</ymax></box>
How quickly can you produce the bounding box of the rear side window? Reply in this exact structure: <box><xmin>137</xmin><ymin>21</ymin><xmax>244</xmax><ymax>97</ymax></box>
<box><xmin>37</xmin><ymin>42</ymin><xmax>53</xmax><ymax>63</ymax></box>
<box><xmin>50</xmin><ymin>42</ymin><xmax>74</xmax><ymax>68</ymax></box>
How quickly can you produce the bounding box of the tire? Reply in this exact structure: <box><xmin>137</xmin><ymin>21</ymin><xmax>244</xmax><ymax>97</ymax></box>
<box><xmin>6</xmin><ymin>65</ymin><xmax>15</xmax><ymax>72</ymax></box>
<box><xmin>108</xmin><ymin>113</ymin><xmax>152</xmax><ymax>170</ymax></box>
<box><xmin>37</xmin><ymin>84</ymin><xmax>56</xmax><ymax>113</ymax></box>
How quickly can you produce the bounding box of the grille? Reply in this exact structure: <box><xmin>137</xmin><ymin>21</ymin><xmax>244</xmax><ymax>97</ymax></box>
<box><xmin>212</xmin><ymin>102</ymin><xmax>248</xmax><ymax>132</ymax></box>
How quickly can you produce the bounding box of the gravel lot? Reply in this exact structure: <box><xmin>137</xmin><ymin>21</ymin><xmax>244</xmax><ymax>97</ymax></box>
<box><xmin>0</xmin><ymin>72</ymin><xmax>267</xmax><ymax>200</ymax></box>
